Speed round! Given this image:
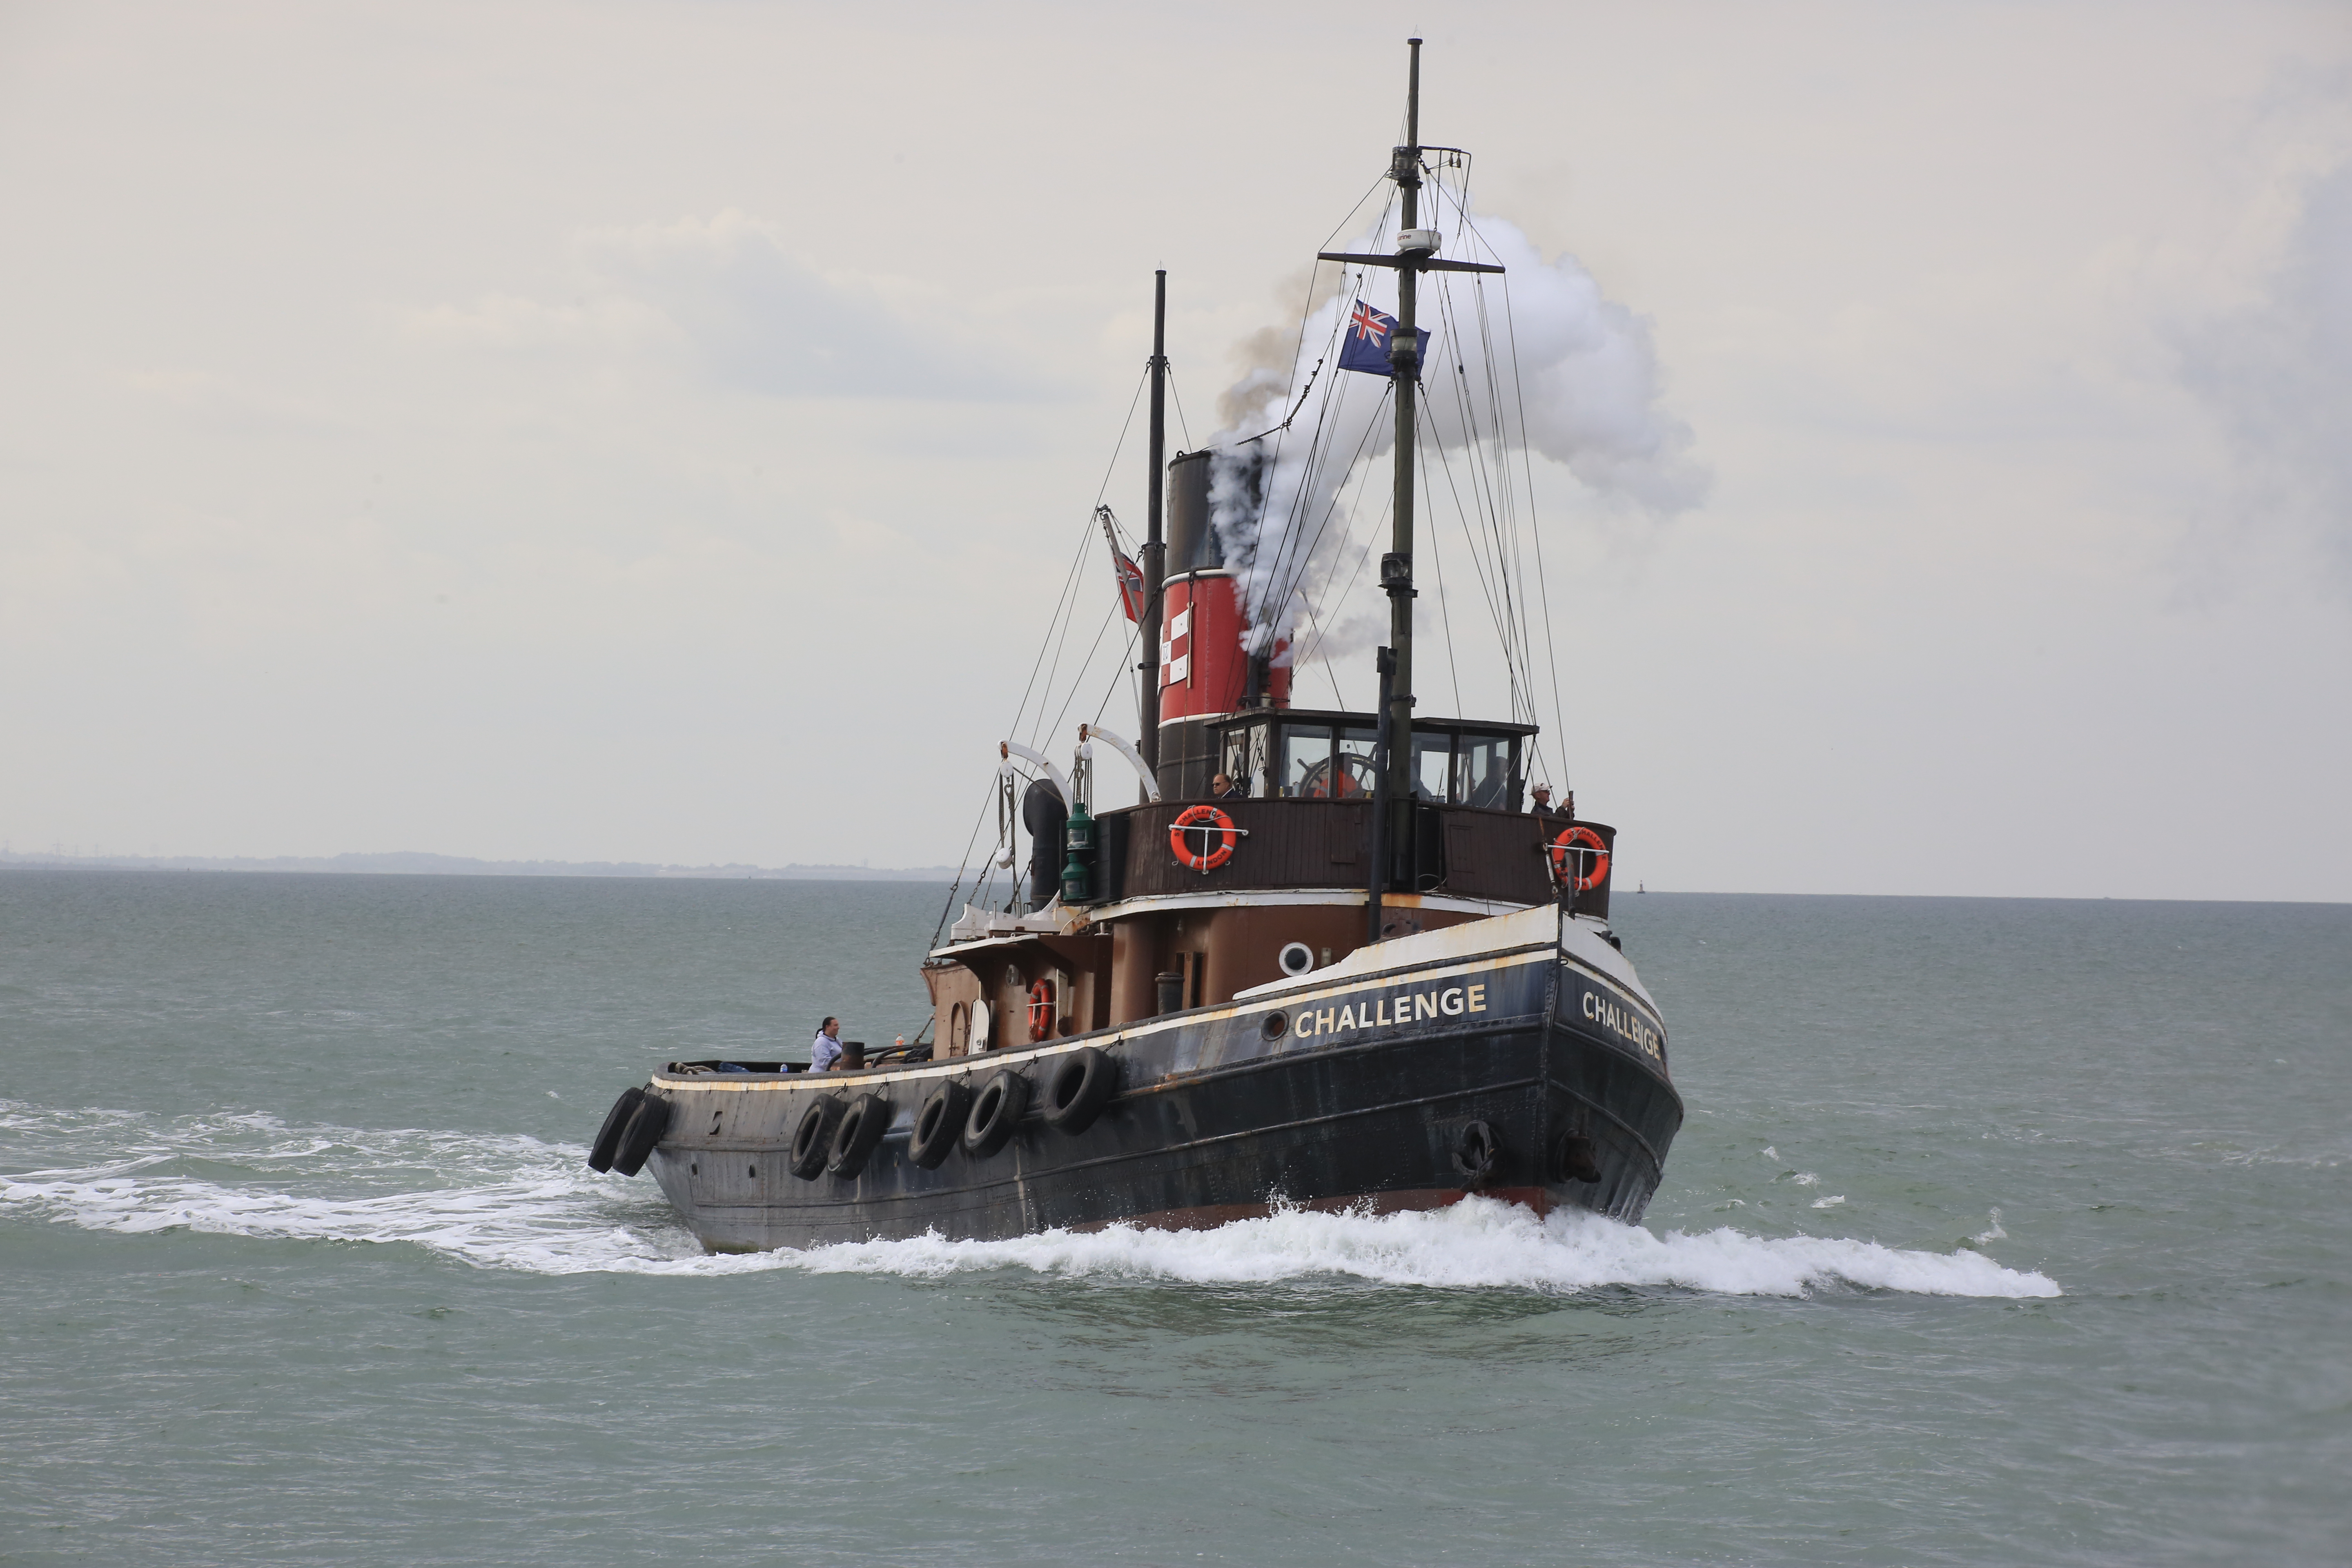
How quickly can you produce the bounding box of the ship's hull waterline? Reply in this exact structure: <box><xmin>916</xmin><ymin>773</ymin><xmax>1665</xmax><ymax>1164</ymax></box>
<box><xmin>637</xmin><ymin>908</ymin><xmax>1683</xmax><ymax>1252</ymax></box>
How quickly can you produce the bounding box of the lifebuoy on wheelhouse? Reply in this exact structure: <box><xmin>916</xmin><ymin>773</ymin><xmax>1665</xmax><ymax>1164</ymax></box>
<box><xmin>1548</xmin><ymin>825</ymin><xmax>1610</xmax><ymax>893</ymax></box>
<box><xmin>1169</xmin><ymin>804</ymin><xmax>1239</xmax><ymax>872</ymax></box>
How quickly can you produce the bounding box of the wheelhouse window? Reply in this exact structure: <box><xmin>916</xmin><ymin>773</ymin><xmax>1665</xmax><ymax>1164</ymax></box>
<box><xmin>1220</xmin><ymin>722</ymin><xmax>1271</xmax><ymax>797</ymax></box>
<box><xmin>1263</xmin><ymin>714</ymin><xmax>1522</xmax><ymax>806</ymax></box>
<box><xmin>1278</xmin><ymin>724</ymin><xmax>1333</xmax><ymax>797</ymax></box>
<box><xmin>1411</xmin><ymin>730</ymin><xmax>1454</xmax><ymax>802</ymax></box>
<box><xmin>1331</xmin><ymin>726</ymin><xmax>1379</xmax><ymax>799</ymax></box>
<box><xmin>1456</xmin><ymin>732</ymin><xmax>1519</xmax><ymax>810</ymax></box>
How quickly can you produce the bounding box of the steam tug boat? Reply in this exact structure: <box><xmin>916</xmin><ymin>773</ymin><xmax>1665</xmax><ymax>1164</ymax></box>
<box><xmin>586</xmin><ymin>41</ymin><xmax>1682</xmax><ymax>1250</ymax></box>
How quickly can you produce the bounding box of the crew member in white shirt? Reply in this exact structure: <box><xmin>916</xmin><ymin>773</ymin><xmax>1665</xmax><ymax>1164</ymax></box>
<box><xmin>809</xmin><ymin>1017</ymin><xmax>844</xmax><ymax>1072</ymax></box>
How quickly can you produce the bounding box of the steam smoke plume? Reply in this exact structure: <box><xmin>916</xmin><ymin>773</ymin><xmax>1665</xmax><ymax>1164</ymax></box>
<box><xmin>1205</xmin><ymin>214</ymin><xmax>1708</xmax><ymax>661</ymax></box>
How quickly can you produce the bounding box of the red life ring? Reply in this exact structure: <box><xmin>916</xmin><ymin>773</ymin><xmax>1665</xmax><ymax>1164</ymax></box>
<box><xmin>1548</xmin><ymin>825</ymin><xmax>1610</xmax><ymax>893</ymax></box>
<box><xmin>1027</xmin><ymin>979</ymin><xmax>1054</xmax><ymax>1040</ymax></box>
<box><xmin>1169</xmin><ymin>804</ymin><xmax>1238</xmax><ymax>873</ymax></box>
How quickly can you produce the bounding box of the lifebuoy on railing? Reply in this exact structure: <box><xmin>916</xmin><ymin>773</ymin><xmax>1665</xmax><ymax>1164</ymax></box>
<box><xmin>1027</xmin><ymin>979</ymin><xmax>1055</xmax><ymax>1040</ymax></box>
<box><xmin>1169</xmin><ymin>804</ymin><xmax>1240</xmax><ymax>873</ymax></box>
<box><xmin>1548</xmin><ymin>825</ymin><xmax>1610</xmax><ymax>893</ymax></box>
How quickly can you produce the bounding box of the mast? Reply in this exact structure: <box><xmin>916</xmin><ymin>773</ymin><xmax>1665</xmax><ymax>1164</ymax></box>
<box><xmin>1381</xmin><ymin>38</ymin><xmax>1424</xmax><ymax>895</ymax></box>
<box><xmin>1137</xmin><ymin>270</ymin><xmax>1169</xmax><ymax>786</ymax></box>
<box><xmin>1312</xmin><ymin>40</ymin><xmax>1501</xmax><ymax>928</ymax></box>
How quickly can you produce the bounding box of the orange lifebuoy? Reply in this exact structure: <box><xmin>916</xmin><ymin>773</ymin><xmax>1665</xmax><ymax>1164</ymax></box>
<box><xmin>1548</xmin><ymin>825</ymin><xmax>1609</xmax><ymax>893</ymax></box>
<box><xmin>1169</xmin><ymin>804</ymin><xmax>1238</xmax><ymax>873</ymax></box>
<box><xmin>1027</xmin><ymin>979</ymin><xmax>1054</xmax><ymax>1041</ymax></box>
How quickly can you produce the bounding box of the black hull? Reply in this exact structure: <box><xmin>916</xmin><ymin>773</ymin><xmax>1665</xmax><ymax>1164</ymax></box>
<box><xmin>641</xmin><ymin>911</ymin><xmax>1682</xmax><ymax>1250</ymax></box>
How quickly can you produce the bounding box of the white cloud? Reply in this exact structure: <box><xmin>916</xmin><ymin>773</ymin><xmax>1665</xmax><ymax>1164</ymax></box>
<box><xmin>407</xmin><ymin>209</ymin><xmax>1029</xmax><ymax>399</ymax></box>
<box><xmin>2178</xmin><ymin>158</ymin><xmax>2352</xmax><ymax>590</ymax></box>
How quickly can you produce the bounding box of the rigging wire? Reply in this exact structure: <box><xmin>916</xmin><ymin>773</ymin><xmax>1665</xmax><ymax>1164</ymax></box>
<box><xmin>929</xmin><ymin>772</ymin><xmax>1007</xmax><ymax>948</ymax></box>
<box><xmin>1003</xmin><ymin>365</ymin><xmax>1149</xmax><ymax>752</ymax></box>
<box><xmin>1414</xmin><ymin>300</ymin><xmax>1524</xmax><ymax>718</ymax></box>
<box><xmin>1291</xmin><ymin>487</ymin><xmax>1393</xmax><ymax>680</ymax></box>
<box><xmin>1041</xmin><ymin>589</ymin><xmax>1129</xmax><ymax>750</ymax></box>
<box><xmin>1247</xmin><ymin>185</ymin><xmax>1397</xmax><ymax>646</ymax></box>
<box><xmin>1497</xmin><ymin>268</ymin><xmax>1575</xmax><ymax>793</ymax></box>
<box><xmin>1163</xmin><ymin>365</ymin><xmax>1194</xmax><ymax>452</ymax></box>
<box><xmin>1422</xmin><ymin>177</ymin><xmax>1576</xmax><ymax>791</ymax></box>
<box><xmin>1413</xmin><ymin>412</ymin><xmax>1466</xmax><ymax>719</ymax></box>
<box><xmin>1420</xmin><ymin>404</ymin><xmax>1520</xmax><ymax>722</ymax></box>
<box><xmin>1248</xmin><ymin>286</ymin><xmax>1367</xmax><ymax>639</ymax></box>
<box><xmin>1265</xmin><ymin>376</ymin><xmax>1396</xmax><ymax>673</ymax></box>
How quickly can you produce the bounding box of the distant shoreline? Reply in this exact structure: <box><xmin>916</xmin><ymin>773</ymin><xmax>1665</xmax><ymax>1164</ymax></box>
<box><xmin>0</xmin><ymin>850</ymin><xmax>956</xmax><ymax>882</ymax></box>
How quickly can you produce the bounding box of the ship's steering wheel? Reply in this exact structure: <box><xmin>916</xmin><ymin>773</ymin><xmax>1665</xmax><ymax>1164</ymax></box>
<box><xmin>1297</xmin><ymin>752</ymin><xmax>1379</xmax><ymax>799</ymax></box>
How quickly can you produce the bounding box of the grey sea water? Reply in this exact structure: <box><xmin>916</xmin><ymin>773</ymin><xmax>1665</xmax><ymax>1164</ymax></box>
<box><xmin>1</xmin><ymin>870</ymin><xmax>2345</xmax><ymax>1566</ymax></box>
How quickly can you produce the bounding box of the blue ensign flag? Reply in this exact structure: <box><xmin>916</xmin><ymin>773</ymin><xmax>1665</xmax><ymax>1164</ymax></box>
<box><xmin>1337</xmin><ymin>299</ymin><xmax>1430</xmax><ymax>377</ymax></box>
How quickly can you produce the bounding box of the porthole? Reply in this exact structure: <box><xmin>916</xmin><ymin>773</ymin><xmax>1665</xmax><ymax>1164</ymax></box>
<box><xmin>1277</xmin><ymin>942</ymin><xmax>1315</xmax><ymax>977</ymax></box>
<box><xmin>1261</xmin><ymin>1010</ymin><xmax>1290</xmax><ymax>1041</ymax></box>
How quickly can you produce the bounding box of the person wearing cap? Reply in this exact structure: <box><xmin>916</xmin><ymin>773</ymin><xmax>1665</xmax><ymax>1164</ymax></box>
<box><xmin>1530</xmin><ymin>784</ymin><xmax>1568</xmax><ymax>820</ymax></box>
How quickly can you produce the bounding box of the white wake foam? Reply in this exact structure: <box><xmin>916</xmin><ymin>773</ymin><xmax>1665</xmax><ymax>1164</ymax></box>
<box><xmin>776</xmin><ymin>1199</ymin><xmax>2060</xmax><ymax>1297</ymax></box>
<box><xmin>0</xmin><ymin>1100</ymin><xmax>2059</xmax><ymax>1297</ymax></box>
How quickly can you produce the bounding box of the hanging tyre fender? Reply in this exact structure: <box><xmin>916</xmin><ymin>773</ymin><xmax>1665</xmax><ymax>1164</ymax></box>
<box><xmin>1449</xmin><ymin>1119</ymin><xmax>1499</xmax><ymax>1187</ymax></box>
<box><xmin>789</xmin><ymin>1094</ymin><xmax>846</xmax><ymax>1180</ymax></box>
<box><xmin>825</xmin><ymin>1092</ymin><xmax>892</xmax><ymax>1179</ymax></box>
<box><xmin>587</xmin><ymin>1086</ymin><xmax>645</xmax><ymax>1172</ymax></box>
<box><xmin>909</xmin><ymin>1079</ymin><xmax>972</xmax><ymax>1169</ymax></box>
<box><xmin>1041</xmin><ymin>1047</ymin><xmax>1118</xmax><ymax>1135</ymax></box>
<box><xmin>960</xmin><ymin>1069</ymin><xmax>1032</xmax><ymax>1158</ymax></box>
<box><xmin>611</xmin><ymin>1094</ymin><xmax>671</xmax><ymax>1178</ymax></box>
<box><xmin>1552</xmin><ymin>1128</ymin><xmax>1603</xmax><ymax>1185</ymax></box>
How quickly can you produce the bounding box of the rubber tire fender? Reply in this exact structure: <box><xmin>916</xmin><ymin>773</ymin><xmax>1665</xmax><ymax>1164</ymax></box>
<box><xmin>1552</xmin><ymin>1129</ymin><xmax>1603</xmax><ymax>1185</ymax></box>
<box><xmin>788</xmin><ymin>1094</ymin><xmax>846</xmax><ymax>1180</ymax></box>
<box><xmin>908</xmin><ymin>1079</ymin><xmax>972</xmax><ymax>1169</ymax></box>
<box><xmin>1450</xmin><ymin>1119</ymin><xmax>1499</xmax><ymax>1186</ymax></box>
<box><xmin>1041</xmin><ymin>1047</ymin><xmax>1118</xmax><ymax>1135</ymax></box>
<box><xmin>588</xmin><ymin>1087</ymin><xmax>645</xmax><ymax>1172</ymax></box>
<box><xmin>960</xmin><ymin>1069</ymin><xmax>1031</xmax><ymax>1159</ymax></box>
<box><xmin>611</xmin><ymin>1094</ymin><xmax>671</xmax><ymax>1178</ymax></box>
<box><xmin>825</xmin><ymin>1092</ymin><xmax>892</xmax><ymax>1179</ymax></box>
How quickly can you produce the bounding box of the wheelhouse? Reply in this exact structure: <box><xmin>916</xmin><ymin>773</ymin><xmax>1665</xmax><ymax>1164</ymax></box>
<box><xmin>1155</xmin><ymin>708</ymin><xmax>1535</xmax><ymax>808</ymax></box>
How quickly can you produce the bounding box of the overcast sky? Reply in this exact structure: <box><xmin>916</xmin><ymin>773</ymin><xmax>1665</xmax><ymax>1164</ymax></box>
<box><xmin>2</xmin><ymin>0</ymin><xmax>2347</xmax><ymax>900</ymax></box>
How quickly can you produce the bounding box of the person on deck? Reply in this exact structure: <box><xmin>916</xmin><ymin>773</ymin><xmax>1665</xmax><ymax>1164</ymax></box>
<box><xmin>809</xmin><ymin>1017</ymin><xmax>844</xmax><ymax>1072</ymax></box>
<box><xmin>1530</xmin><ymin>784</ymin><xmax>1566</xmax><ymax>819</ymax></box>
<box><xmin>1212</xmin><ymin>772</ymin><xmax>1247</xmax><ymax>800</ymax></box>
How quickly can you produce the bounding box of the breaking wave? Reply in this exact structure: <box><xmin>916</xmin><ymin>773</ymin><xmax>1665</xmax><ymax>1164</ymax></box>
<box><xmin>0</xmin><ymin>1100</ymin><xmax>2058</xmax><ymax>1298</ymax></box>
